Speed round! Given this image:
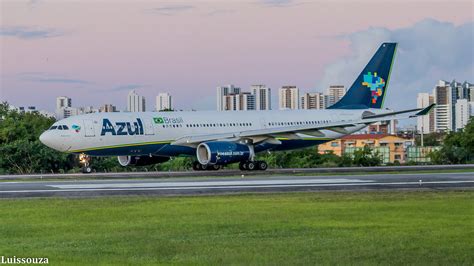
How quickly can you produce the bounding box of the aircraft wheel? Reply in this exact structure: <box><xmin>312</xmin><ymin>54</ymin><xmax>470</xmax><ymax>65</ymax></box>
<box><xmin>192</xmin><ymin>161</ymin><xmax>202</xmax><ymax>171</ymax></box>
<box><xmin>246</xmin><ymin>161</ymin><xmax>256</xmax><ymax>171</ymax></box>
<box><xmin>211</xmin><ymin>165</ymin><xmax>221</xmax><ymax>170</ymax></box>
<box><xmin>82</xmin><ymin>166</ymin><xmax>92</xmax><ymax>174</ymax></box>
<box><xmin>239</xmin><ymin>162</ymin><xmax>247</xmax><ymax>171</ymax></box>
<box><xmin>257</xmin><ymin>161</ymin><xmax>268</xmax><ymax>171</ymax></box>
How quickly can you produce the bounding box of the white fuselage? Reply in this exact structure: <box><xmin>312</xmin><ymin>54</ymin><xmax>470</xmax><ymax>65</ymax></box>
<box><xmin>39</xmin><ymin>108</ymin><xmax>384</xmax><ymax>156</ymax></box>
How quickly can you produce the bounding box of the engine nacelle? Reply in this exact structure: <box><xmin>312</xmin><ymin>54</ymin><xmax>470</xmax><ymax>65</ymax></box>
<box><xmin>117</xmin><ymin>155</ymin><xmax>170</xmax><ymax>167</ymax></box>
<box><xmin>197</xmin><ymin>141</ymin><xmax>252</xmax><ymax>165</ymax></box>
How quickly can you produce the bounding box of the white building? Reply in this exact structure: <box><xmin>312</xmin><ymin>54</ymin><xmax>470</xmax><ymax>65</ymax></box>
<box><xmin>11</xmin><ymin>105</ymin><xmax>55</xmax><ymax>118</ymax></box>
<box><xmin>56</xmin><ymin>106</ymin><xmax>79</xmax><ymax>119</ymax></box>
<box><xmin>56</xmin><ymin>96</ymin><xmax>71</xmax><ymax>110</ymax></box>
<box><xmin>217</xmin><ymin>85</ymin><xmax>241</xmax><ymax>111</ymax></box>
<box><xmin>99</xmin><ymin>104</ymin><xmax>117</xmax><ymax>113</ymax></box>
<box><xmin>279</xmin><ymin>86</ymin><xmax>299</xmax><ymax>110</ymax></box>
<box><xmin>301</xmin><ymin>92</ymin><xmax>326</xmax><ymax>110</ymax></box>
<box><xmin>156</xmin><ymin>92</ymin><xmax>172</xmax><ymax>111</ymax></box>
<box><xmin>326</xmin><ymin>85</ymin><xmax>346</xmax><ymax>107</ymax></box>
<box><xmin>223</xmin><ymin>92</ymin><xmax>255</xmax><ymax>111</ymax></box>
<box><xmin>455</xmin><ymin>99</ymin><xmax>473</xmax><ymax>131</ymax></box>
<box><xmin>127</xmin><ymin>90</ymin><xmax>146</xmax><ymax>112</ymax></box>
<box><xmin>251</xmin><ymin>85</ymin><xmax>271</xmax><ymax>110</ymax></box>
<box><xmin>416</xmin><ymin>93</ymin><xmax>435</xmax><ymax>134</ymax></box>
<box><xmin>55</xmin><ymin>96</ymin><xmax>73</xmax><ymax>119</ymax></box>
<box><xmin>433</xmin><ymin>82</ymin><xmax>453</xmax><ymax>132</ymax></box>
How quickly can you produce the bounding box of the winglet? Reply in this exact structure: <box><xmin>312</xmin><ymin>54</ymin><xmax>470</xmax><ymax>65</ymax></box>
<box><xmin>411</xmin><ymin>104</ymin><xmax>435</xmax><ymax>117</ymax></box>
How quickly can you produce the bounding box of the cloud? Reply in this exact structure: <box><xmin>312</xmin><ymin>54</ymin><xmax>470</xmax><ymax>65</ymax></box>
<box><xmin>147</xmin><ymin>5</ymin><xmax>194</xmax><ymax>15</ymax></box>
<box><xmin>206</xmin><ymin>9</ymin><xmax>236</xmax><ymax>16</ymax></box>
<box><xmin>260</xmin><ymin>0</ymin><xmax>299</xmax><ymax>7</ymax></box>
<box><xmin>317</xmin><ymin>19</ymin><xmax>474</xmax><ymax>110</ymax></box>
<box><xmin>0</xmin><ymin>26</ymin><xmax>65</xmax><ymax>40</ymax></box>
<box><xmin>18</xmin><ymin>72</ymin><xmax>91</xmax><ymax>85</ymax></box>
<box><xmin>112</xmin><ymin>84</ymin><xmax>147</xmax><ymax>91</ymax></box>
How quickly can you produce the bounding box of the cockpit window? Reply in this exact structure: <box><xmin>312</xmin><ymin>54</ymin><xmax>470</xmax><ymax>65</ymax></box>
<box><xmin>50</xmin><ymin>125</ymin><xmax>69</xmax><ymax>130</ymax></box>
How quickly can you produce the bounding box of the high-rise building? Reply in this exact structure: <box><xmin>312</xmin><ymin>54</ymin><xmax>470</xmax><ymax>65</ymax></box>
<box><xmin>99</xmin><ymin>104</ymin><xmax>117</xmax><ymax>113</ymax></box>
<box><xmin>433</xmin><ymin>81</ymin><xmax>453</xmax><ymax>132</ymax></box>
<box><xmin>417</xmin><ymin>79</ymin><xmax>472</xmax><ymax>133</ymax></box>
<box><xmin>127</xmin><ymin>90</ymin><xmax>146</xmax><ymax>112</ymax></box>
<box><xmin>464</xmin><ymin>81</ymin><xmax>474</xmax><ymax>102</ymax></box>
<box><xmin>217</xmin><ymin>85</ymin><xmax>241</xmax><ymax>111</ymax></box>
<box><xmin>455</xmin><ymin>99</ymin><xmax>472</xmax><ymax>131</ymax></box>
<box><xmin>223</xmin><ymin>92</ymin><xmax>255</xmax><ymax>111</ymax></box>
<box><xmin>300</xmin><ymin>92</ymin><xmax>326</xmax><ymax>109</ymax></box>
<box><xmin>56</xmin><ymin>107</ymin><xmax>79</xmax><ymax>119</ymax></box>
<box><xmin>55</xmin><ymin>96</ymin><xmax>73</xmax><ymax>119</ymax></box>
<box><xmin>56</xmin><ymin>96</ymin><xmax>71</xmax><ymax>110</ymax></box>
<box><xmin>251</xmin><ymin>85</ymin><xmax>271</xmax><ymax>110</ymax></box>
<box><xmin>326</xmin><ymin>85</ymin><xmax>346</xmax><ymax>107</ymax></box>
<box><xmin>278</xmin><ymin>86</ymin><xmax>299</xmax><ymax>110</ymax></box>
<box><xmin>156</xmin><ymin>92</ymin><xmax>172</xmax><ymax>111</ymax></box>
<box><xmin>416</xmin><ymin>93</ymin><xmax>435</xmax><ymax>134</ymax></box>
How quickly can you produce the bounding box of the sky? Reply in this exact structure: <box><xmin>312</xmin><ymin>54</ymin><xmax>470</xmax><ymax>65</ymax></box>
<box><xmin>1</xmin><ymin>0</ymin><xmax>473</xmax><ymax>116</ymax></box>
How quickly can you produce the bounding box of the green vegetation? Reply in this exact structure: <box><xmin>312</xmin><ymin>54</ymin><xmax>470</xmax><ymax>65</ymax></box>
<box><xmin>430</xmin><ymin>118</ymin><xmax>474</xmax><ymax>164</ymax></box>
<box><xmin>0</xmin><ymin>191</ymin><xmax>472</xmax><ymax>265</ymax></box>
<box><xmin>0</xmin><ymin>102</ymin><xmax>76</xmax><ymax>174</ymax></box>
<box><xmin>415</xmin><ymin>132</ymin><xmax>443</xmax><ymax>146</ymax></box>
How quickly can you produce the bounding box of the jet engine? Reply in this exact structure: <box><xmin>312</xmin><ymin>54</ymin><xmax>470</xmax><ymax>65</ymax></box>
<box><xmin>117</xmin><ymin>155</ymin><xmax>170</xmax><ymax>167</ymax></box>
<box><xmin>197</xmin><ymin>141</ymin><xmax>252</xmax><ymax>165</ymax></box>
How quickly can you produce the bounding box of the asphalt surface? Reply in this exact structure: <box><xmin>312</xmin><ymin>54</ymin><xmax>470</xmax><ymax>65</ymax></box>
<box><xmin>2</xmin><ymin>164</ymin><xmax>474</xmax><ymax>180</ymax></box>
<box><xmin>0</xmin><ymin>172</ymin><xmax>473</xmax><ymax>198</ymax></box>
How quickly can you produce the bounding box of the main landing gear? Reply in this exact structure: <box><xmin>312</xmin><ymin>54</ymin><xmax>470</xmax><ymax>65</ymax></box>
<box><xmin>192</xmin><ymin>161</ymin><xmax>222</xmax><ymax>171</ymax></box>
<box><xmin>239</xmin><ymin>161</ymin><xmax>268</xmax><ymax>171</ymax></box>
<box><xmin>79</xmin><ymin>153</ymin><xmax>92</xmax><ymax>173</ymax></box>
<box><xmin>192</xmin><ymin>160</ymin><xmax>268</xmax><ymax>171</ymax></box>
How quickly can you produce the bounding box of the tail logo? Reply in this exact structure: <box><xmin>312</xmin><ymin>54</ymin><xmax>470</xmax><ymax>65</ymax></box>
<box><xmin>362</xmin><ymin>72</ymin><xmax>385</xmax><ymax>104</ymax></box>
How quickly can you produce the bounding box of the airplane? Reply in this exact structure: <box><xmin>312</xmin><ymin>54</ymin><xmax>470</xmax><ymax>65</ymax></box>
<box><xmin>40</xmin><ymin>42</ymin><xmax>435</xmax><ymax>173</ymax></box>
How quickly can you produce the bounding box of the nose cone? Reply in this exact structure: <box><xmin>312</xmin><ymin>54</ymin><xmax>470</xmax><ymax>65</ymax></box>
<box><xmin>40</xmin><ymin>131</ymin><xmax>68</xmax><ymax>152</ymax></box>
<box><xmin>39</xmin><ymin>131</ymin><xmax>54</xmax><ymax>149</ymax></box>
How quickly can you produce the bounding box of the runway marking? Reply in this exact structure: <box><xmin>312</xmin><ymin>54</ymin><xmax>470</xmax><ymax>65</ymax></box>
<box><xmin>47</xmin><ymin>178</ymin><xmax>371</xmax><ymax>189</ymax></box>
<box><xmin>0</xmin><ymin>180</ymin><xmax>473</xmax><ymax>194</ymax></box>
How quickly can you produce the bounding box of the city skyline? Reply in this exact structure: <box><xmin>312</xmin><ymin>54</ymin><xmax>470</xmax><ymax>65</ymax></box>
<box><xmin>1</xmin><ymin>1</ymin><xmax>473</xmax><ymax>114</ymax></box>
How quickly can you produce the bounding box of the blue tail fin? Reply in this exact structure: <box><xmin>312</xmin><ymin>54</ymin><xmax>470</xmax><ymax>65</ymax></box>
<box><xmin>328</xmin><ymin>42</ymin><xmax>397</xmax><ymax>109</ymax></box>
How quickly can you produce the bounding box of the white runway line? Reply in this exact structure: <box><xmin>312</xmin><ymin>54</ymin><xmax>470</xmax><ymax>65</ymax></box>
<box><xmin>48</xmin><ymin>179</ymin><xmax>372</xmax><ymax>189</ymax></box>
<box><xmin>0</xmin><ymin>180</ymin><xmax>474</xmax><ymax>194</ymax></box>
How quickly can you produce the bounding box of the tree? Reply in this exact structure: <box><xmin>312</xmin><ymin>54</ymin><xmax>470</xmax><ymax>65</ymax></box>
<box><xmin>429</xmin><ymin>118</ymin><xmax>474</xmax><ymax>164</ymax></box>
<box><xmin>415</xmin><ymin>132</ymin><xmax>444</xmax><ymax>146</ymax></box>
<box><xmin>352</xmin><ymin>146</ymin><xmax>382</xmax><ymax>167</ymax></box>
<box><xmin>0</xmin><ymin>102</ymin><xmax>76</xmax><ymax>174</ymax></box>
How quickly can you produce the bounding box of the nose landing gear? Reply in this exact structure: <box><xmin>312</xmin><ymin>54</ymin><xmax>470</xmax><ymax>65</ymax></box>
<box><xmin>79</xmin><ymin>153</ymin><xmax>92</xmax><ymax>173</ymax></box>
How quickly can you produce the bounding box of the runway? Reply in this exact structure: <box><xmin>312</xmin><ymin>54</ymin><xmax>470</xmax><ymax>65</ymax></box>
<box><xmin>1</xmin><ymin>171</ymin><xmax>473</xmax><ymax>198</ymax></box>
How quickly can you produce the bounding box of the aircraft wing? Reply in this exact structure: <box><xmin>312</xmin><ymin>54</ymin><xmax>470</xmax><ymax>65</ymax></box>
<box><xmin>171</xmin><ymin>105</ymin><xmax>435</xmax><ymax>146</ymax></box>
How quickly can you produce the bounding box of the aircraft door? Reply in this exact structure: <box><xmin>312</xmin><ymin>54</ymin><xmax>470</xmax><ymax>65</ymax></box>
<box><xmin>83</xmin><ymin>119</ymin><xmax>95</xmax><ymax>137</ymax></box>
